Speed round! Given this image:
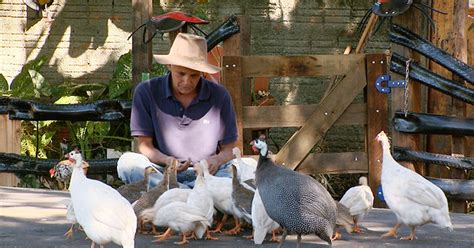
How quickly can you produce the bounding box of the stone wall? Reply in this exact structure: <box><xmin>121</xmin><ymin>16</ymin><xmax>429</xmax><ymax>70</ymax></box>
<box><xmin>0</xmin><ymin>0</ymin><xmax>391</xmax><ymax>153</ymax></box>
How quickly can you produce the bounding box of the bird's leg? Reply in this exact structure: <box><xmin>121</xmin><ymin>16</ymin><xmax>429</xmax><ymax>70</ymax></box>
<box><xmin>153</xmin><ymin>227</ymin><xmax>173</xmax><ymax>242</ymax></box>
<box><xmin>151</xmin><ymin>225</ymin><xmax>160</xmax><ymax>235</ymax></box>
<box><xmin>210</xmin><ymin>213</ymin><xmax>228</xmax><ymax>233</ymax></box>
<box><xmin>270</xmin><ymin>228</ymin><xmax>280</xmax><ymax>242</ymax></box>
<box><xmin>381</xmin><ymin>222</ymin><xmax>401</xmax><ymax>238</ymax></box>
<box><xmin>243</xmin><ymin>230</ymin><xmax>253</xmax><ymax>240</ymax></box>
<box><xmin>224</xmin><ymin>216</ymin><xmax>242</xmax><ymax>235</ymax></box>
<box><xmin>100</xmin><ymin>245</ymin><xmax>104</xmax><ymax>248</ymax></box>
<box><xmin>63</xmin><ymin>224</ymin><xmax>74</xmax><ymax>239</ymax></box>
<box><xmin>331</xmin><ymin>227</ymin><xmax>341</xmax><ymax>240</ymax></box>
<box><xmin>185</xmin><ymin>231</ymin><xmax>197</xmax><ymax>240</ymax></box>
<box><xmin>296</xmin><ymin>234</ymin><xmax>302</xmax><ymax>248</ymax></box>
<box><xmin>174</xmin><ymin>233</ymin><xmax>189</xmax><ymax>245</ymax></box>
<box><xmin>352</xmin><ymin>217</ymin><xmax>362</xmax><ymax>233</ymax></box>
<box><xmin>205</xmin><ymin>228</ymin><xmax>219</xmax><ymax>240</ymax></box>
<box><xmin>400</xmin><ymin>226</ymin><xmax>417</xmax><ymax>240</ymax></box>
<box><xmin>90</xmin><ymin>241</ymin><xmax>95</xmax><ymax>248</ymax></box>
<box><xmin>277</xmin><ymin>229</ymin><xmax>288</xmax><ymax>248</ymax></box>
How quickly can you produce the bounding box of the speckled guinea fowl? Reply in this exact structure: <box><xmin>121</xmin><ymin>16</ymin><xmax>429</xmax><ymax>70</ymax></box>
<box><xmin>231</xmin><ymin>164</ymin><xmax>254</xmax><ymax>225</ymax></box>
<box><xmin>133</xmin><ymin>160</ymin><xmax>175</xmax><ymax>232</ymax></box>
<box><xmin>253</xmin><ymin>138</ymin><xmax>337</xmax><ymax>246</ymax></box>
<box><xmin>332</xmin><ymin>200</ymin><xmax>353</xmax><ymax>240</ymax></box>
<box><xmin>117</xmin><ymin>166</ymin><xmax>158</xmax><ymax>203</ymax></box>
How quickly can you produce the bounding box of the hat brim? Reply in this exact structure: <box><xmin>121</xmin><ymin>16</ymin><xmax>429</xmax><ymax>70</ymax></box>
<box><xmin>154</xmin><ymin>54</ymin><xmax>221</xmax><ymax>74</ymax></box>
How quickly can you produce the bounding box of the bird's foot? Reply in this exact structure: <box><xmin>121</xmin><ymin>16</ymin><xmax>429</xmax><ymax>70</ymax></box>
<box><xmin>63</xmin><ymin>226</ymin><xmax>74</xmax><ymax>239</ymax></box>
<box><xmin>243</xmin><ymin>234</ymin><xmax>253</xmax><ymax>240</ymax></box>
<box><xmin>205</xmin><ymin>230</ymin><xmax>218</xmax><ymax>240</ymax></box>
<box><xmin>270</xmin><ymin>229</ymin><xmax>280</xmax><ymax>242</ymax></box>
<box><xmin>185</xmin><ymin>231</ymin><xmax>197</xmax><ymax>240</ymax></box>
<box><xmin>331</xmin><ymin>231</ymin><xmax>342</xmax><ymax>241</ymax></box>
<box><xmin>381</xmin><ymin>230</ymin><xmax>397</xmax><ymax>239</ymax></box>
<box><xmin>223</xmin><ymin>226</ymin><xmax>243</xmax><ymax>235</ymax></box>
<box><xmin>153</xmin><ymin>228</ymin><xmax>173</xmax><ymax>242</ymax></box>
<box><xmin>400</xmin><ymin>235</ymin><xmax>416</xmax><ymax>240</ymax></box>
<box><xmin>352</xmin><ymin>226</ymin><xmax>363</xmax><ymax>233</ymax></box>
<box><xmin>174</xmin><ymin>234</ymin><xmax>189</xmax><ymax>245</ymax></box>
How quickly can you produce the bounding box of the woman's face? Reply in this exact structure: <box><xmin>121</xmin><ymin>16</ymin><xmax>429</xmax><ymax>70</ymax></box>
<box><xmin>169</xmin><ymin>65</ymin><xmax>202</xmax><ymax>96</ymax></box>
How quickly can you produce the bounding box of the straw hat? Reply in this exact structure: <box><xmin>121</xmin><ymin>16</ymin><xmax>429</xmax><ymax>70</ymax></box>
<box><xmin>154</xmin><ymin>33</ymin><xmax>220</xmax><ymax>74</ymax></box>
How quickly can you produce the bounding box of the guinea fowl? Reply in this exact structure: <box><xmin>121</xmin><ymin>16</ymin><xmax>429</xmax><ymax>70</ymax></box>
<box><xmin>252</xmin><ymin>188</ymin><xmax>280</xmax><ymax>245</ymax></box>
<box><xmin>339</xmin><ymin>176</ymin><xmax>374</xmax><ymax>233</ymax></box>
<box><xmin>231</xmin><ymin>164</ymin><xmax>254</xmax><ymax>226</ymax></box>
<box><xmin>133</xmin><ymin>159</ymin><xmax>175</xmax><ymax>233</ymax></box>
<box><xmin>116</xmin><ymin>166</ymin><xmax>158</xmax><ymax>203</ymax></box>
<box><xmin>253</xmin><ymin>137</ymin><xmax>337</xmax><ymax>246</ymax></box>
<box><xmin>332</xmin><ymin>201</ymin><xmax>354</xmax><ymax>240</ymax></box>
<box><xmin>68</xmin><ymin>149</ymin><xmax>136</xmax><ymax>248</ymax></box>
<box><xmin>376</xmin><ymin>131</ymin><xmax>453</xmax><ymax>240</ymax></box>
<box><xmin>49</xmin><ymin>159</ymin><xmax>89</xmax><ymax>190</ymax></box>
<box><xmin>232</xmin><ymin>147</ymin><xmax>257</xmax><ymax>182</ymax></box>
<box><xmin>199</xmin><ymin>159</ymin><xmax>239</xmax><ymax>234</ymax></box>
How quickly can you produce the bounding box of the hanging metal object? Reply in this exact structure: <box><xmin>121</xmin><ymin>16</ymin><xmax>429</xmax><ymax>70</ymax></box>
<box><xmin>357</xmin><ymin>0</ymin><xmax>446</xmax><ymax>35</ymax></box>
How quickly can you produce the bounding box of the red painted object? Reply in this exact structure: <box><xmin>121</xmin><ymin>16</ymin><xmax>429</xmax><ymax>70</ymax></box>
<box><xmin>151</xmin><ymin>11</ymin><xmax>209</xmax><ymax>24</ymax></box>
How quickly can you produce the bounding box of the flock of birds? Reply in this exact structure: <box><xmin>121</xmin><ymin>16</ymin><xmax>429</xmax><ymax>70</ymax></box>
<box><xmin>54</xmin><ymin>130</ymin><xmax>453</xmax><ymax>247</ymax></box>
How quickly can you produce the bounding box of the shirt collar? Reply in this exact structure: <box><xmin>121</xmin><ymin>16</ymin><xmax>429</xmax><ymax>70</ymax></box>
<box><xmin>163</xmin><ymin>73</ymin><xmax>211</xmax><ymax>101</ymax></box>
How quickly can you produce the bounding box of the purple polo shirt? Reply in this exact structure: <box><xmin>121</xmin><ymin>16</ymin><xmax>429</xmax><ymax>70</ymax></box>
<box><xmin>131</xmin><ymin>73</ymin><xmax>238</xmax><ymax>162</ymax></box>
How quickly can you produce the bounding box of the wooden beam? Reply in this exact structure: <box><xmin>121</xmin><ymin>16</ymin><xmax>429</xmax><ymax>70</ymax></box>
<box><xmin>366</xmin><ymin>53</ymin><xmax>389</xmax><ymax>208</ymax></box>
<box><xmin>0</xmin><ymin>115</ymin><xmax>21</xmax><ymax>186</ymax></box>
<box><xmin>274</xmin><ymin>59</ymin><xmax>367</xmax><ymax>169</ymax></box>
<box><xmin>242</xmin><ymin>103</ymin><xmax>366</xmax><ymax>128</ymax></box>
<box><xmin>131</xmin><ymin>0</ymin><xmax>152</xmax><ymax>86</ymax></box>
<box><xmin>247</xmin><ymin>152</ymin><xmax>368</xmax><ymax>175</ymax></box>
<box><xmin>222</xmin><ymin>16</ymin><xmax>251</xmax><ymax>154</ymax></box>
<box><xmin>235</xmin><ymin>54</ymin><xmax>365</xmax><ymax>77</ymax></box>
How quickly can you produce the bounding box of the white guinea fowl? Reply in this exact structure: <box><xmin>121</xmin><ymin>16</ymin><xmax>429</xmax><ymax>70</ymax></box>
<box><xmin>376</xmin><ymin>131</ymin><xmax>453</xmax><ymax>240</ymax></box>
<box><xmin>199</xmin><ymin>160</ymin><xmax>238</xmax><ymax>234</ymax></box>
<box><xmin>152</xmin><ymin>201</ymin><xmax>210</xmax><ymax>245</ymax></box>
<box><xmin>252</xmin><ymin>188</ymin><xmax>280</xmax><ymax>245</ymax></box>
<box><xmin>68</xmin><ymin>150</ymin><xmax>137</xmax><ymax>248</ymax></box>
<box><xmin>186</xmin><ymin>161</ymin><xmax>215</xmax><ymax>240</ymax></box>
<box><xmin>117</xmin><ymin>152</ymin><xmax>163</xmax><ymax>185</ymax></box>
<box><xmin>339</xmin><ymin>176</ymin><xmax>374</xmax><ymax>233</ymax></box>
<box><xmin>232</xmin><ymin>147</ymin><xmax>257</xmax><ymax>182</ymax></box>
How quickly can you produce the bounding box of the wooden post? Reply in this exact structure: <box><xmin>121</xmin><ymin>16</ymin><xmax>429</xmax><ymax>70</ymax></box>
<box><xmin>467</xmin><ymin>2</ymin><xmax>474</xmax><ymax>163</ymax></box>
<box><xmin>366</xmin><ymin>54</ymin><xmax>389</xmax><ymax>208</ymax></box>
<box><xmin>449</xmin><ymin>1</ymin><xmax>469</xmax><ymax>213</ymax></box>
<box><xmin>0</xmin><ymin>115</ymin><xmax>21</xmax><ymax>186</ymax></box>
<box><xmin>222</xmin><ymin>16</ymin><xmax>251</xmax><ymax>153</ymax></box>
<box><xmin>391</xmin><ymin>7</ymin><xmax>425</xmax><ymax>175</ymax></box>
<box><xmin>131</xmin><ymin>0</ymin><xmax>153</xmax><ymax>87</ymax></box>
<box><xmin>427</xmin><ymin>0</ymin><xmax>454</xmax><ymax>179</ymax></box>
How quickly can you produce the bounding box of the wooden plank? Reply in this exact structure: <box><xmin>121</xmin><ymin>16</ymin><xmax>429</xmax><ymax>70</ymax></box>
<box><xmin>274</xmin><ymin>60</ymin><xmax>367</xmax><ymax>169</ymax></box>
<box><xmin>247</xmin><ymin>152</ymin><xmax>368</xmax><ymax>175</ymax></box>
<box><xmin>297</xmin><ymin>152</ymin><xmax>368</xmax><ymax>175</ymax></box>
<box><xmin>222</xmin><ymin>16</ymin><xmax>251</xmax><ymax>153</ymax></box>
<box><xmin>131</xmin><ymin>0</ymin><xmax>152</xmax><ymax>86</ymax></box>
<box><xmin>0</xmin><ymin>115</ymin><xmax>21</xmax><ymax>187</ymax></box>
<box><xmin>236</xmin><ymin>54</ymin><xmax>365</xmax><ymax>77</ymax></box>
<box><xmin>242</xmin><ymin>103</ymin><xmax>366</xmax><ymax>128</ymax></box>
<box><xmin>366</xmin><ymin>53</ymin><xmax>389</xmax><ymax>208</ymax></box>
<box><xmin>449</xmin><ymin>1</ymin><xmax>469</xmax><ymax>213</ymax></box>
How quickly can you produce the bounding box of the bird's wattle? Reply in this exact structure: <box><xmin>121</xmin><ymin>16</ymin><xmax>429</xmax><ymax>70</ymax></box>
<box><xmin>49</xmin><ymin>168</ymin><xmax>55</xmax><ymax>177</ymax></box>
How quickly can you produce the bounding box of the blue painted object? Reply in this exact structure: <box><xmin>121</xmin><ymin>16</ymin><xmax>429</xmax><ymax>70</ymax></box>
<box><xmin>375</xmin><ymin>74</ymin><xmax>406</xmax><ymax>94</ymax></box>
<box><xmin>377</xmin><ymin>185</ymin><xmax>385</xmax><ymax>202</ymax></box>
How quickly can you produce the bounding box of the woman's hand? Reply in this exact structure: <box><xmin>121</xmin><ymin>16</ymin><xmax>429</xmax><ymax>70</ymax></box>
<box><xmin>176</xmin><ymin>158</ymin><xmax>192</xmax><ymax>173</ymax></box>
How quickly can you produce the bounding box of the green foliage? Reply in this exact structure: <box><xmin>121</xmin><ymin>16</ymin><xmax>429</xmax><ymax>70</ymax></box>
<box><xmin>0</xmin><ymin>74</ymin><xmax>8</xmax><ymax>93</ymax></box>
<box><xmin>10</xmin><ymin>56</ymin><xmax>48</xmax><ymax>98</ymax></box>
